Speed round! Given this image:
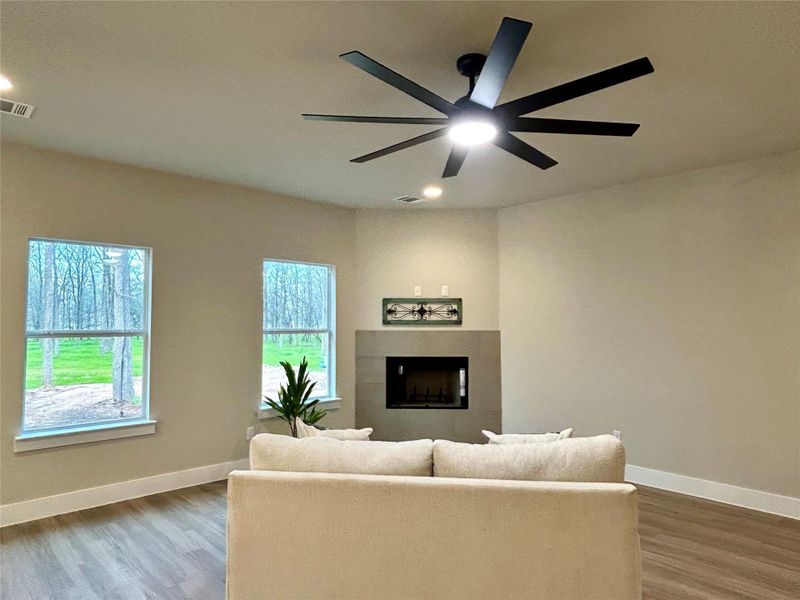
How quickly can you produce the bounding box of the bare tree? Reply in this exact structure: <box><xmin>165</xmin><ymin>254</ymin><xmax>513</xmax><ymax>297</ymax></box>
<box><xmin>112</xmin><ymin>249</ymin><xmax>134</xmax><ymax>402</ymax></box>
<box><xmin>41</xmin><ymin>242</ymin><xmax>55</xmax><ymax>388</ymax></box>
<box><xmin>100</xmin><ymin>250</ymin><xmax>114</xmax><ymax>354</ymax></box>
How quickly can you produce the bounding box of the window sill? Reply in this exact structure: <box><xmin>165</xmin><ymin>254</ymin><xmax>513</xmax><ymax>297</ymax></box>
<box><xmin>14</xmin><ymin>420</ymin><xmax>157</xmax><ymax>453</ymax></box>
<box><xmin>259</xmin><ymin>397</ymin><xmax>342</xmax><ymax>420</ymax></box>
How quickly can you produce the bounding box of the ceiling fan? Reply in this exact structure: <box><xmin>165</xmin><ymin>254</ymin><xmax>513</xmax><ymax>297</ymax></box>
<box><xmin>303</xmin><ymin>17</ymin><xmax>654</xmax><ymax>178</ymax></box>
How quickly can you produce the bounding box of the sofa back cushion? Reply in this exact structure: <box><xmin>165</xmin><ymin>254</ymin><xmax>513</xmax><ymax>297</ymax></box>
<box><xmin>250</xmin><ymin>433</ymin><xmax>433</xmax><ymax>477</ymax></box>
<box><xmin>433</xmin><ymin>435</ymin><xmax>625</xmax><ymax>482</ymax></box>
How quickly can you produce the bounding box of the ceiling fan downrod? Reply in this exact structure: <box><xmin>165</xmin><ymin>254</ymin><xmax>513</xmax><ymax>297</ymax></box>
<box><xmin>456</xmin><ymin>53</ymin><xmax>487</xmax><ymax>95</ymax></box>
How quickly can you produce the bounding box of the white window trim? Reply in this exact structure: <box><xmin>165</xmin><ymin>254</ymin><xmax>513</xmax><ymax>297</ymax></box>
<box><xmin>261</xmin><ymin>258</ymin><xmax>336</xmax><ymax>403</ymax></box>
<box><xmin>21</xmin><ymin>238</ymin><xmax>153</xmax><ymax>443</ymax></box>
<box><xmin>259</xmin><ymin>396</ymin><xmax>342</xmax><ymax>420</ymax></box>
<box><xmin>14</xmin><ymin>419</ymin><xmax>157</xmax><ymax>453</ymax></box>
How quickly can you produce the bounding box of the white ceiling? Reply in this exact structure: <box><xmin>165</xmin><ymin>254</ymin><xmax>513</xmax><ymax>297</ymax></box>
<box><xmin>2</xmin><ymin>1</ymin><xmax>799</xmax><ymax>208</ymax></box>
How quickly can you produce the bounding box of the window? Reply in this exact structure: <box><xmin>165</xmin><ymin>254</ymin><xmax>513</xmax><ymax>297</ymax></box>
<box><xmin>262</xmin><ymin>259</ymin><xmax>335</xmax><ymax>403</ymax></box>
<box><xmin>22</xmin><ymin>239</ymin><xmax>151</xmax><ymax>434</ymax></box>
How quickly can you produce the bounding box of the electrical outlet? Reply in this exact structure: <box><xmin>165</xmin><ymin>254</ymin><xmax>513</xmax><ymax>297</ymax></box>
<box><xmin>414</xmin><ymin>285</ymin><xmax>422</xmax><ymax>297</ymax></box>
<box><xmin>612</xmin><ymin>430</ymin><xmax>622</xmax><ymax>440</ymax></box>
<box><xmin>246</xmin><ymin>426</ymin><xmax>255</xmax><ymax>440</ymax></box>
<box><xmin>441</xmin><ymin>285</ymin><xmax>450</xmax><ymax>297</ymax></box>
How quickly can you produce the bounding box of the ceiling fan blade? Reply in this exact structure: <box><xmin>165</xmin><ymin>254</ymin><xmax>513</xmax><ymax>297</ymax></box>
<box><xmin>470</xmin><ymin>17</ymin><xmax>532</xmax><ymax>109</ymax></box>
<box><xmin>497</xmin><ymin>57</ymin><xmax>654</xmax><ymax>116</ymax></box>
<box><xmin>507</xmin><ymin>117</ymin><xmax>640</xmax><ymax>136</ymax></box>
<box><xmin>303</xmin><ymin>114</ymin><xmax>450</xmax><ymax>125</ymax></box>
<box><xmin>442</xmin><ymin>146</ymin><xmax>469</xmax><ymax>178</ymax></box>
<box><xmin>493</xmin><ymin>132</ymin><xmax>557</xmax><ymax>169</ymax></box>
<box><xmin>351</xmin><ymin>128</ymin><xmax>448</xmax><ymax>163</ymax></box>
<box><xmin>340</xmin><ymin>51</ymin><xmax>456</xmax><ymax>116</ymax></box>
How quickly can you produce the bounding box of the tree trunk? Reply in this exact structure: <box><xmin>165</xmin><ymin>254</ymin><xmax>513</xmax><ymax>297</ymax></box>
<box><xmin>35</xmin><ymin>244</ymin><xmax>44</xmax><ymax>329</ymax></box>
<box><xmin>112</xmin><ymin>250</ymin><xmax>135</xmax><ymax>402</ymax></box>
<box><xmin>42</xmin><ymin>242</ymin><xmax>55</xmax><ymax>389</ymax></box>
<box><xmin>89</xmin><ymin>260</ymin><xmax>98</xmax><ymax>329</ymax></box>
<box><xmin>100</xmin><ymin>262</ymin><xmax>113</xmax><ymax>353</ymax></box>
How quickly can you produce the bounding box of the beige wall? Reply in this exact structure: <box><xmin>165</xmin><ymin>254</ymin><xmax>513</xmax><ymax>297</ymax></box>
<box><xmin>3</xmin><ymin>141</ymin><xmax>798</xmax><ymax>504</ymax></box>
<box><xmin>499</xmin><ymin>151</ymin><xmax>800</xmax><ymax>497</ymax></box>
<box><xmin>0</xmin><ymin>143</ymin><xmax>356</xmax><ymax>504</ymax></box>
<box><xmin>355</xmin><ymin>209</ymin><xmax>499</xmax><ymax>330</ymax></box>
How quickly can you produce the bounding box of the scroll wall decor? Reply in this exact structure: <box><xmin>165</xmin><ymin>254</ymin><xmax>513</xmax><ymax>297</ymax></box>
<box><xmin>382</xmin><ymin>298</ymin><xmax>462</xmax><ymax>326</ymax></box>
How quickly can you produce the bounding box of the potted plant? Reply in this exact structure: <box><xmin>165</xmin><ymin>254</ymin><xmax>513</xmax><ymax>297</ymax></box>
<box><xmin>263</xmin><ymin>357</ymin><xmax>328</xmax><ymax>437</ymax></box>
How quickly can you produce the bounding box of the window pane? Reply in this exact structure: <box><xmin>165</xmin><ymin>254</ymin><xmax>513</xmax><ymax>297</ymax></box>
<box><xmin>24</xmin><ymin>336</ymin><xmax>145</xmax><ymax>431</ymax></box>
<box><xmin>263</xmin><ymin>261</ymin><xmax>329</xmax><ymax>330</ymax></box>
<box><xmin>262</xmin><ymin>333</ymin><xmax>329</xmax><ymax>401</ymax></box>
<box><xmin>26</xmin><ymin>240</ymin><xmax>147</xmax><ymax>333</ymax></box>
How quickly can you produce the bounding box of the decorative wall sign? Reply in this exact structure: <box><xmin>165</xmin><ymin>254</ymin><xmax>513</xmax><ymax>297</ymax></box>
<box><xmin>382</xmin><ymin>298</ymin><xmax>462</xmax><ymax>326</ymax></box>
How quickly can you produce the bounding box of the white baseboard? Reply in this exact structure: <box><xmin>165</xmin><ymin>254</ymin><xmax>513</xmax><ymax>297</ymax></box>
<box><xmin>3</xmin><ymin>459</ymin><xmax>796</xmax><ymax>527</ymax></box>
<box><xmin>626</xmin><ymin>464</ymin><xmax>799</xmax><ymax>520</ymax></box>
<box><xmin>0</xmin><ymin>458</ymin><xmax>249</xmax><ymax>527</ymax></box>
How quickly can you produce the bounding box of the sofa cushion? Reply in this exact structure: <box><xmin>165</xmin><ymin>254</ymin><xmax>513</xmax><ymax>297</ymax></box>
<box><xmin>433</xmin><ymin>435</ymin><xmax>625</xmax><ymax>482</ymax></box>
<box><xmin>295</xmin><ymin>418</ymin><xmax>373</xmax><ymax>440</ymax></box>
<box><xmin>250</xmin><ymin>433</ymin><xmax>433</xmax><ymax>476</ymax></box>
<box><xmin>482</xmin><ymin>428</ymin><xmax>574</xmax><ymax>444</ymax></box>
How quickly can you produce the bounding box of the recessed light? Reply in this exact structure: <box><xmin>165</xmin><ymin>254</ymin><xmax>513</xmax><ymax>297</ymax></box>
<box><xmin>422</xmin><ymin>185</ymin><xmax>443</xmax><ymax>199</ymax></box>
<box><xmin>448</xmin><ymin>120</ymin><xmax>497</xmax><ymax>146</ymax></box>
<box><xmin>0</xmin><ymin>75</ymin><xmax>13</xmax><ymax>92</ymax></box>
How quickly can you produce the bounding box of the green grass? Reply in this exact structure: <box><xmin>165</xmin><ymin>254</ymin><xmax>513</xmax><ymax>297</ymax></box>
<box><xmin>262</xmin><ymin>335</ymin><xmax>325</xmax><ymax>369</ymax></box>
<box><xmin>25</xmin><ymin>338</ymin><xmax>144</xmax><ymax>389</ymax></box>
<box><xmin>24</xmin><ymin>335</ymin><xmax>324</xmax><ymax>390</ymax></box>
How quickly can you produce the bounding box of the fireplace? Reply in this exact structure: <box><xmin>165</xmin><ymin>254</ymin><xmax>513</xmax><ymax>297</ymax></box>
<box><xmin>356</xmin><ymin>331</ymin><xmax>499</xmax><ymax>441</ymax></box>
<box><xmin>386</xmin><ymin>356</ymin><xmax>468</xmax><ymax>409</ymax></box>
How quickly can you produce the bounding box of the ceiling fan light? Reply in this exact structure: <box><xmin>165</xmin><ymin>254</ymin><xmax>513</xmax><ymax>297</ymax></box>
<box><xmin>448</xmin><ymin>120</ymin><xmax>497</xmax><ymax>146</ymax></box>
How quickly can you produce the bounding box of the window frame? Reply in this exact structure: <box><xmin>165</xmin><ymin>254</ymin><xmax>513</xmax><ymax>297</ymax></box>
<box><xmin>20</xmin><ymin>237</ymin><xmax>153</xmax><ymax>437</ymax></box>
<box><xmin>261</xmin><ymin>258</ymin><xmax>336</xmax><ymax>403</ymax></box>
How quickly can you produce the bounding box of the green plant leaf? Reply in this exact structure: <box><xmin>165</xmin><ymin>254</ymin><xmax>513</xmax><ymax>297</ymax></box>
<box><xmin>303</xmin><ymin>406</ymin><xmax>329</xmax><ymax>425</ymax></box>
<box><xmin>301</xmin><ymin>398</ymin><xmax>320</xmax><ymax>415</ymax></box>
<box><xmin>266</xmin><ymin>355</ymin><xmax>327</xmax><ymax>430</ymax></box>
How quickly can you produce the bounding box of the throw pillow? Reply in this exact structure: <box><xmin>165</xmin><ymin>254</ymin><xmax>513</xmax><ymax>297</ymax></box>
<box><xmin>481</xmin><ymin>428</ymin><xmax>574</xmax><ymax>444</ymax></box>
<box><xmin>295</xmin><ymin>418</ymin><xmax>373</xmax><ymax>441</ymax></box>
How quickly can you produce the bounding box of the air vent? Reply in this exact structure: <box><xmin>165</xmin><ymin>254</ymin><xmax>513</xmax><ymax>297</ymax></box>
<box><xmin>0</xmin><ymin>98</ymin><xmax>35</xmax><ymax>119</ymax></box>
<box><xmin>394</xmin><ymin>195</ymin><xmax>422</xmax><ymax>204</ymax></box>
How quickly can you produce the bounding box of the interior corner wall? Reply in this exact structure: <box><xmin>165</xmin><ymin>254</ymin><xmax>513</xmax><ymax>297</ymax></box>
<box><xmin>354</xmin><ymin>209</ymin><xmax>499</xmax><ymax>331</ymax></box>
<box><xmin>4</xmin><ymin>140</ymin><xmax>798</xmax><ymax>507</ymax></box>
<box><xmin>0</xmin><ymin>142</ymin><xmax>357</xmax><ymax>505</ymax></box>
<box><xmin>498</xmin><ymin>150</ymin><xmax>800</xmax><ymax>498</ymax></box>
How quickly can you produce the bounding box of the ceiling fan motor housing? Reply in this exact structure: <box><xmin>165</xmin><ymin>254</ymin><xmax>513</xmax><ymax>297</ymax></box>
<box><xmin>457</xmin><ymin>53</ymin><xmax>487</xmax><ymax>79</ymax></box>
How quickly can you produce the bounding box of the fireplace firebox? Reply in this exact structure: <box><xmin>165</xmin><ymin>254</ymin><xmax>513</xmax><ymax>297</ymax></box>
<box><xmin>386</xmin><ymin>357</ymin><xmax>468</xmax><ymax>409</ymax></box>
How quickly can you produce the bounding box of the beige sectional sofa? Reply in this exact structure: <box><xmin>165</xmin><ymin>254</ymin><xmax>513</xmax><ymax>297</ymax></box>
<box><xmin>227</xmin><ymin>434</ymin><xmax>641</xmax><ymax>600</ymax></box>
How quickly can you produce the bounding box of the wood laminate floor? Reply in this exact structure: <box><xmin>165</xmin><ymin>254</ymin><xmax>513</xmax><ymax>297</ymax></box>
<box><xmin>1</xmin><ymin>482</ymin><xmax>798</xmax><ymax>599</ymax></box>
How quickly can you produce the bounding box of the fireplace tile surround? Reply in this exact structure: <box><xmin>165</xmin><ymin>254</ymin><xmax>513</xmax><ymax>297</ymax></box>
<box><xmin>356</xmin><ymin>330</ymin><xmax>501</xmax><ymax>443</ymax></box>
